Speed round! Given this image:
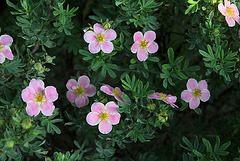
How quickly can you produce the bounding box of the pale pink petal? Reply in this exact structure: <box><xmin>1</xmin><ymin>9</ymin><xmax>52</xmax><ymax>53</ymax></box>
<box><xmin>187</xmin><ymin>78</ymin><xmax>198</xmax><ymax>91</ymax></box>
<box><xmin>21</xmin><ymin>87</ymin><xmax>36</xmax><ymax>103</ymax></box>
<box><xmin>131</xmin><ymin>42</ymin><xmax>140</xmax><ymax>53</ymax></box>
<box><xmin>66</xmin><ymin>79</ymin><xmax>78</xmax><ymax>90</ymax></box>
<box><xmin>84</xmin><ymin>31</ymin><xmax>96</xmax><ymax>43</ymax></box>
<box><xmin>198</xmin><ymin>80</ymin><xmax>208</xmax><ymax>91</ymax></box>
<box><xmin>29</xmin><ymin>79</ymin><xmax>45</xmax><ymax>94</ymax></box>
<box><xmin>189</xmin><ymin>97</ymin><xmax>200</xmax><ymax>109</ymax></box>
<box><xmin>41</xmin><ymin>101</ymin><xmax>55</xmax><ymax>116</ymax></box>
<box><xmin>148</xmin><ymin>93</ymin><xmax>160</xmax><ymax>99</ymax></box>
<box><xmin>84</xmin><ymin>84</ymin><xmax>96</xmax><ymax>97</ymax></box>
<box><xmin>232</xmin><ymin>15</ymin><xmax>240</xmax><ymax>25</ymax></box>
<box><xmin>0</xmin><ymin>35</ymin><xmax>13</xmax><ymax>46</ymax></box>
<box><xmin>218</xmin><ymin>3</ymin><xmax>226</xmax><ymax>15</ymax></box>
<box><xmin>104</xmin><ymin>29</ymin><xmax>117</xmax><ymax>41</ymax></box>
<box><xmin>144</xmin><ymin>31</ymin><xmax>156</xmax><ymax>42</ymax></box>
<box><xmin>167</xmin><ymin>95</ymin><xmax>177</xmax><ymax>103</ymax></box>
<box><xmin>66</xmin><ymin>91</ymin><xmax>78</xmax><ymax>102</ymax></box>
<box><xmin>147</xmin><ymin>42</ymin><xmax>158</xmax><ymax>53</ymax></box>
<box><xmin>133</xmin><ymin>31</ymin><xmax>143</xmax><ymax>42</ymax></box>
<box><xmin>200</xmin><ymin>89</ymin><xmax>210</xmax><ymax>102</ymax></box>
<box><xmin>0</xmin><ymin>53</ymin><xmax>5</xmax><ymax>63</ymax></box>
<box><xmin>78</xmin><ymin>75</ymin><xmax>90</xmax><ymax>88</ymax></box>
<box><xmin>1</xmin><ymin>47</ymin><xmax>13</xmax><ymax>60</ymax></box>
<box><xmin>100</xmin><ymin>85</ymin><xmax>114</xmax><ymax>95</ymax></box>
<box><xmin>105</xmin><ymin>101</ymin><xmax>119</xmax><ymax>113</ymax></box>
<box><xmin>26</xmin><ymin>101</ymin><xmax>40</xmax><ymax>116</ymax></box>
<box><xmin>44</xmin><ymin>86</ymin><xmax>58</xmax><ymax>102</ymax></box>
<box><xmin>226</xmin><ymin>15</ymin><xmax>235</xmax><ymax>27</ymax></box>
<box><xmin>86</xmin><ymin>112</ymin><xmax>100</xmax><ymax>126</ymax></box>
<box><xmin>137</xmin><ymin>48</ymin><xmax>148</xmax><ymax>61</ymax></box>
<box><xmin>91</xmin><ymin>102</ymin><xmax>105</xmax><ymax>114</ymax></box>
<box><xmin>181</xmin><ymin>90</ymin><xmax>193</xmax><ymax>102</ymax></box>
<box><xmin>114</xmin><ymin>95</ymin><xmax>125</xmax><ymax>103</ymax></box>
<box><xmin>75</xmin><ymin>95</ymin><xmax>89</xmax><ymax>108</ymax></box>
<box><xmin>108</xmin><ymin>113</ymin><xmax>120</xmax><ymax>125</ymax></box>
<box><xmin>98</xmin><ymin>120</ymin><xmax>112</xmax><ymax>134</ymax></box>
<box><xmin>101</xmin><ymin>41</ymin><xmax>114</xmax><ymax>53</ymax></box>
<box><xmin>230</xmin><ymin>4</ymin><xmax>239</xmax><ymax>15</ymax></box>
<box><xmin>225</xmin><ymin>0</ymin><xmax>230</xmax><ymax>8</ymax></box>
<box><xmin>93</xmin><ymin>23</ymin><xmax>105</xmax><ymax>35</ymax></box>
<box><xmin>89</xmin><ymin>41</ymin><xmax>101</xmax><ymax>53</ymax></box>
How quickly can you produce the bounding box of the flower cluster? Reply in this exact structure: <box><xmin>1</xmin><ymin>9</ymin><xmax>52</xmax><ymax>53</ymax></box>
<box><xmin>0</xmin><ymin>34</ymin><xmax>13</xmax><ymax>63</ymax></box>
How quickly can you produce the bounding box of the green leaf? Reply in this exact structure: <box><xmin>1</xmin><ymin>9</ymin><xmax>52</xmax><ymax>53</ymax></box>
<box><xmin>202</xmin><ymin>138</ymin><xmax>212</xmax><ymax>153</ymax></box>
<box><xmin>168</xmin><ymin>47</ymin><xmax>174</xmax><ymax>65</ymax></box>
<box><xmin>182</xmin><ymin>137</ymin><xmax>193</xmax><ymax>150</ymax></box>
<box><xmin>192</xmin><ymin>149</ymin><xmax>204</xmax><ymax>157</ymax></box>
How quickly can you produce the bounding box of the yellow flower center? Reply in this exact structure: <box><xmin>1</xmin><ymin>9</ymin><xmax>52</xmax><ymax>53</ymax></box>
<box><xmin>100</xmin><ymin>112</ymin><xmax>109</xmax><ymax>121</ymax></box>
<box><xmin>112</xmin><ymin>88</ymin><xmax>121</xmax><ymax>97</ymax></box>
<box><xmin>0</xmin><ymin>43</ymin><xmax>3</xmax><ymax>50</ymax></box>
<box><xmin>96</xmin><ymin>34</ymin><xmax>105</xmax><ymax>43</ymax></box>
<box><xmin>159</xmin><ymin>93</ymin><xmax>168</xmax><ymax>100</ymax></box>
<box><xmin>140</xmin><ymin>40</ymin><xmax>148</xmax><ymax>48</ymax></box>
<box><xmin>35</xmin><ymin>93</ymin><xmax>45</xmax><ymax>103</ymax></box>
<box><xmin>193</xmin><ymin>88</ymin><xmax>201</xmax><ymax>97</ymax></box>
<box><xmin>226</xmin><ymin>7</ymin><xmax>234</xmax><ymax>16</ymax></box>
<box><xmin>75</xmin><ymin>87</ymin><xmax>84</xmax><ymax>95</ymax></box>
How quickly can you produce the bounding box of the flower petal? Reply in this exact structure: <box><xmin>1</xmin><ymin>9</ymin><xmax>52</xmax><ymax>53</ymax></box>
<box><xmin>86</xmin><ymin>112</ymin><xmax>100</xmax><ymax>126</ymax></box>
<box><xmin>181</xmin><ymin>90</ymin><xmax>193</xmax><ymax>102</ymax></box>
<box><xmin>189</xmin><ymin>97</ymin><xmax>200</xmax><ymax>109</ymax></box>
<box><xmin>66</xmin><ymin>91</ymin><xmax>77</xmax><ymax>102</ymax></box>
<box><xmin>100</xmin><ymin>84</ymin><xmax>114</xmax><ymax>95</ymax></box>
<box><xmin>21</xmin><ymin>87</ymin><xmax>36</xmax><ymax>103</ymax></box>
<box><xmin>167</xmin><ymin>95</ymin><xmax>177</xmax><ymax>104</ymax></box>
<box><xmin>89</xmin><ymin>41</ymin><xmax>101</xmax><ymax>53</ymax></box>
<box><xmin>66</xmin><ymin>79</ymin><xmax>78</xmax><ymax>91</ymax></box>
<box><xmin>114</xmin><ymin>95</ymin><xmax>125</xmax><ymax>103</ymax></box>
<box><xmin>84</xmin><ymin>84</ymin><xmax>96</xmax><ymax>97</ymax></box>
<box><xmin>26</xmin><ymin>102</ymin><xmax>40</xmax><ymax>116</ymax></box>
<box><xmin>144</xmin><ymin>31</ymin><xmax>156</xmax><ymax>42</ymax></box>
<box><xmin>187</xmin><ymin>78</ymin><xmax>198</xmax><ymax>91</ymax></box>
<box><xmin>29</xmin><ymin>79</ymin><xmax>45</xmax><ymax>94</ymax></box>
<box><xmin>0</xmin><ymin>35</ymin><xmax>13</xmax><ymax>46</ymax></box>
<box><xmin>1</xmin><ymin>47</ymin><xmax>13</xmax><ymax>60</ymax></box>
<box><xmin>105</xmin><ymin>101</ymin><xmax>119</xmax><ymax>114</ymax></box>
<box><xmin>91</xmin><ymin>102</ymin><xmax>104</xmax><ymax>113</ymax></box>
<box><xmin>108</xmin><ymin>113</ymin><xmax>120</xmax><ymax>125</ymax></box>
<box><xmin>147</xmin><ymin>42</ymin><xmax>158</xmax><ymax>53</ymax></box>
<box><xmin>78</xmin><ymin>75</ymin><xmax>90</xmax><ymax>88</ymax></box>
<box><xmin>148</xmin><ymin>93</ymin><xmax>160</xmax><ymax>100</ymax></box>
<box><xmin>104</xmin><ymin>29</ymin><xmax>117</xmax><ymax>41</ymax></box>
<box><xmin>41</xmin><ymin>101</ymin><xmax>55</xmax><ymax>116</ymax></box>
<box><xmin>200</xmin><ymin>89</ymin><xmax>210</xmax><ymax>102</ymax></box>
<box><xmin>198</xmin><ymin>80</ymin><xmax>208</xmax><ymax>91</ymax></box>
<box><xmin>133</xmin><ymin>31</ymin><xmax>143</xmax><ymax>42</ymax></box>
<box><xmin>225</xmin><ymin>0</ymin><xmax>230</xmax><ymax>8</ymax></box>
<box><xmin>84</xmin><ymin>31</ymin><xmax>96</xmax><ymax>43</ymax></box>
<box><xmin>218</xmin><ymin>3</ymin><xmax>226</xmax><ymax>16</ymax></box>
<box><xmin>101</xmin><ymin>41</ymin><xmax>114</xmax><ymax>53</ymax></box>
<box><xmin>75</xmin><ymin>95</ymin><xmax>89</xmax><ymax>108</ymax></box>
<box><xmin>137</xmin><ymin>48</ymin><xmax>148</xmax><ymax>61</ymax></box>
<box><xmin>98</xmin><ymin>120</ymin><xmax>112</xmax><ymax>134</ymax></box>
<box><xmin>226</xmin><ymin>15</ymin><xmax>235</xmax><ymax>27</ymax></box>
<box><xmin>94</xmin><ymin>23</ymin><xmax>105</xmax><ymax>34</ymax></box>
<box><xmin>232</xmin><ymin>15</ymin><xmax>240</xmax><ymax>25</ymax></box>
<box><xmin>131</xmin><ymin>42</ymin><xmax>140</xmax><ymax>53</ymax></box>
<box><xmin>44</xmin><ymin>86</ymin><xmax>58</xmax><ymax>102</ymax></box>
<box><xmin>230</xmin><ymin>4</ymin><xmax>239</xmax><ymax>16</ymax></box>
<box><xmin>0</xmin><ymin>53</ymin><xmax>5</xmax><ymax>63</ymax></box>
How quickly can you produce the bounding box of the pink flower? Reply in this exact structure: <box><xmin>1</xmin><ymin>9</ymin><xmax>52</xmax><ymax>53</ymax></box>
<box><xmin>148</xmin><ymin>92</ymin><xmax>178</xmax><ymax>108</ymax></box>
<box><xmin>181</xmin><ymin>78</ymin><xmax>210</xmax><ymax>109</ymax></box>
<box><xmin>218</xmin><ymin>0</ymin><xmax>240</xmax><ymax>27</ymax></box>
<box><xmin>100</xmin><ymin>84</ymin><xmax>127</xmax><ymax>103</ymax></box>
<box><xmin>21</xmin><ymin>79</ymin><xmax>58</xmax><ymax>116</ymax></box>
<box><xmin>0</xmin><ymin>34</ymin><xmax>13</xmax><ymax>63</ymax></box>
<box><xmin>83</xmin><ymin>23</ymin><xmax>117</xmax><ymax>53</ymax></box>
<box><xmin>66</xmin><ymin>75</ymin><xmax>96</xmax><ymax>108</ymax></box>
<box><xmin>86</xmin><ymin>101</ymin><xmax>121</xmax><ymax>134</ymax></box>
<box><xmin>131</xmin><ymin>31</ymin><xmax>158</xmax><ymax>61</ymax></box>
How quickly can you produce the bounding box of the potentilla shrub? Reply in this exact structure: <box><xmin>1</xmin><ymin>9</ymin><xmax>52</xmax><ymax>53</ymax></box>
<box><xmin>0</xmin><ymin>0</ymin><xmax>240</xmax><ymax>160</ymax></box>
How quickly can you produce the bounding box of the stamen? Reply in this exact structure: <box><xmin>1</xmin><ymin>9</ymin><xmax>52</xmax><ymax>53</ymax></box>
<box><xmin>100</xmin><ymin>112</ymin><xmax>109</xmax><ymax>121</ymax></box>
<box><xmin>75</xmin><ymin>87</ymin><xmax>84</xmax><ymax>95</ymax></box>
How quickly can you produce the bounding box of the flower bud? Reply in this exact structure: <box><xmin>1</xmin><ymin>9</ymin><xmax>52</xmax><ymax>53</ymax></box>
<box><xmin>5</xmin><ymin>140</ymin><xmax>14</xmax><ymax>148</ymax></box>
<box><xmin>21</xmin><ymin>119</ymin><xmax>32</xmax><ymax>130</ymax></box>
<box><xmin>146</xmin><ymin>103</ymin><xmax>156</xmax><ymax>111</ymax></box>
<box><xmin>34</xmin><ymin>63</ymin><xmax>43</xmax><ymax>71</ymax></box>
<box><xmin>157</xmin><ymin>112</ymin><xmax>168</xmax><ymax>123</ymax></box>
<box><xmin>46</xmin><ymin>56</ymin><xmax>53</xmax><ymax>63</ymax></box>
<box><xmin>102</xmin><ymin>22</ymin><xmax>111</xmax><ymax>29</ymax></box>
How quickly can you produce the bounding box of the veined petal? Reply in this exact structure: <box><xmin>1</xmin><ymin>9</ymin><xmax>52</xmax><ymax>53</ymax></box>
<box><xmin>104</xmin><ymin>29</ymin><xmax>117</xmax><ymax>41</ymax></box>
<box><xmin>187</xmin><ymin>78</ymin><xmax>198</xmax><ymax>91</ymax></box>
<box><xmin>218</xmin><ymin>3</ymin><xmax>226</xmax><ymax>15</ymax></box>
<box><xmin>89</xmin><ymin>41</ymin><xmax>101</xmax><ymax>53</ymax></box>
<box><xmin>98</xmin><ymin>120</ymin><xmax>112</xmax><ymax>134</ymax></box>
<box><xmin>131</xmin><ymin>42</ymin><xmax>140</xmax><ymax>53</ymax></box>
<box><xmin>91</xmin><ymin>102</ymin><xmax>104</xmax><ymax>113</ymax></box>
<box><xmin>101</xmin><ymin>41</ymin><xmax>114</xmax><ymax>53</ymax></box>
<box><xmin>137</xmin><ymin>48</ymin><xmax>148</xmax><ymax>61</ymax></box>
<box><xmin>26</xmin><ymin>102</ymin><xmax>40</xmax><ymax>116</ymax></box>
<box><xmin>84</xmin><ymin>84</ymin><xmax>96</xmax><ymax>97</ymax></box>
<box><xmin>44</xmin><ymin>86</ymin><xmax>58</xmax><ymax>102</ymax></box>
<box><xmin>66</xmin><ymin>91</ymin><xmax>78</xmax><ymax>102</ymax></box>
<box><xmin>226</xmin><ymin>15</ymin><xmax>235</xmax><ymax>27</ymax></box>
<box><xmin>0</xmin><ymin>35</ymin><xmax>13</xmax><ymax>46</ymax></box>
<box><xmin>66</xmin><ymin>79</ymin><xmax>78</xmax><ymax>90</ymax></box>
<box><xmin>105</xmin><ymin>101</ymin><xmax>119</xmax><ymax>114</ymax></box>
<box><xmin>200</xmin><ymin>89</ymin><xmax>210</xmax><ymax>102</ymax></box>
<box><xmin>29</xmin><ymin>79</ymin><xmax>45</xmax><ymax>94</ymax></box>
<box><xmin>93</xmin><ymin>23</ymin><xmax>105</xmax><ymax>34</ymax></box>
<box><xmin>41</xmin><ymin>101</ymin><xmax>55</xmax><ymax>116</ymax></box>
<box><xmin>108</xmin><ymin>113</ymin><xmax>120</xmax><ymax>125</ymax></box>
<box><xmin>144</xmin><ymin>31</ymin><xmax>156</xmax><ymax>42</ymax></box>
<box><xmin>133</xmin><ymin>31</ymin><xmax>143</xmax><ymax>42</ymax></box>
<box><xmin>21</xmin><ymin>86</ymin><xmax>36</xmax><ymax>103</ymax></box>
<box><xmin>189</xmin><ymin>97</ymin><xmax>200</xmax><ymax>109</ymax></box>
<box><xmin>86</xmin><ymin>112</ymin><xmax>100</xmax><ymax>126</ymax></box>
<box><xmin>148</xmin><ymin>93</ymin><xmax>160</xmax><ymax>99</ymax></box>
<box><xmin>181</xmin><ymin>90</ymin><xmax>193</xmax><ymax>103</ymax></box>
<box><xmin>147</xmin><ymin>42</ymin><xmax>158</xmax><ymax>53</ymax></box>
<box><xmin>75</xmin><ymin>95</ymin><xmax>89</xmax><ymax>108</ymax></box>
<box><xmin>100</xmin><ymin>84</ymin><xmax>114</xmax><ymax>95</ymax></box>
<box><xmin>1</xmin><ymin>47</ymin><xmax>13</xmax><ymax>60</ymax></box>
<box><xmin>78</xmin><ymin>75</ymin><xmax>90</xmax><ymax>88</ymax></box>
<box><xmin>198</xmin><ymin>80</ymin><xmax>208</xmax><ymax>91</ymax></box>
<box><xmin>84</xmin><ymin>31</ymin><xmax>96</xmax><ymax>43</ymax></box>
